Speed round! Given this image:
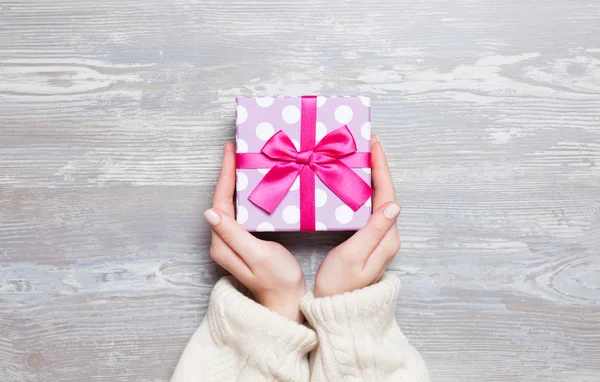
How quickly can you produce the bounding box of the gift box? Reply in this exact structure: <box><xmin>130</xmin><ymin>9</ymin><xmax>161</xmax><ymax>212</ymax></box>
<box><xmin>235</xmin><ymin>95</ymin><xmax>372</xmax><ymax>232</ymax></box>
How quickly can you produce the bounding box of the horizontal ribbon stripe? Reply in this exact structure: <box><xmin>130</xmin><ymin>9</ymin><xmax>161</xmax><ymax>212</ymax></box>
<box><xmin>237</xmin><ymin>152</ymin><xmax>371</xmax><ymax>169</ymax></box>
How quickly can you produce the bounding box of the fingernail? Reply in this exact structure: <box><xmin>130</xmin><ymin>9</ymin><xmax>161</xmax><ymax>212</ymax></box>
<box><xmin>383</xmin><ymin>203</ymin><xmax>401</xmax><ymax>220</ymax></box>
<box><xmin>204</xmin><ymin>209</ymin><xmax>221</xmax><ymax>226</ymax></box>
<box><xmin>374</xmin><ymin>134</ymin><xmax>380</xmax><ymax>142</ymax></box>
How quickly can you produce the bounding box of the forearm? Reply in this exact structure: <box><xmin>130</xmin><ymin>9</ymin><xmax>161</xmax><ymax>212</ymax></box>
<box><xmin>302</xmin><ymin>273</ymin><xmax>430</xmax><ymax>382</ymax></box>
<box><xmin>172</xmin><ymin>276</ymin><xmax>317</xmax><ymax>382</ymax></box>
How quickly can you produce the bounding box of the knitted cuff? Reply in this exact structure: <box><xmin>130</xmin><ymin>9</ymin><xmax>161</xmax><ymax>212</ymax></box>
<box><xmin>301</xmin><ymin>273</ymin><xmax>401</xmax><ymax>328</ymax></box>
<box><xmin>207</xmin><ymin>276</ymin><xmax>318</xmax><ymax>355</ymax></box>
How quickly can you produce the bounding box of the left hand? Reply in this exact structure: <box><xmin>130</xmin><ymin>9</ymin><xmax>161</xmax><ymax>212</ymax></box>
<box><xmin>314</xmin><ymin>135</ymin><xmax>401</xmax><ymax>298</ymax></box>
<box><xmin>205</xmin><ymin>142</ymin><xmax>307</xmax><ymax>323</ymax></box>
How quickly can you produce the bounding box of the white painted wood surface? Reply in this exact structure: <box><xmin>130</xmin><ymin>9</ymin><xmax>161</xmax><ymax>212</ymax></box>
<box><xmin>1</xmin><ymin>0</ymin><xmax>599</xmax><ymax>381</ymax></box>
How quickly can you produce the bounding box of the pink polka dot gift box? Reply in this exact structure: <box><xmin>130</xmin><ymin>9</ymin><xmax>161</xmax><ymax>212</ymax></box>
<box><xmin>235</xmin><ymin>95</ymin><xmax>372</xmax><ymax>232</ymax></box>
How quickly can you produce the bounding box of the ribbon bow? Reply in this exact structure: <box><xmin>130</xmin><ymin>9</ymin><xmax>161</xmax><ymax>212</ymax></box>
<box><xmin>246</xmin><ymin>125</ymin><xmax>372</xmax><ymax>214</ymax></box>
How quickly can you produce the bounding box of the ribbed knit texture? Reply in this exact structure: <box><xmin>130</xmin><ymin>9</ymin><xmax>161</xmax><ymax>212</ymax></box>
<box><xmin>171</xmin><ymin>276</ymin><xmax>318</xmax><ymax>382</ymax></box>
<box><xmin>302</xmin><ymin>273</ymin><xmax>430</xmax><ymax>382</ymax></box>
<box><xmin>172</xmin><ymin>273</ymin><xmax>429</xmax><ymax>382</ymax></box>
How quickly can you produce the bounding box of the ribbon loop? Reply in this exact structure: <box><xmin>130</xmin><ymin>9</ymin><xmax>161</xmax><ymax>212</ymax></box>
<box><xmin>312</xmin><ymin>125</ymin><xmax>357</xmax><ymax>158</ymax></box>
<box><xmin>261</xmin><ymin>130</ymin><xmax>297</xmax><ymax>162</ymax></box>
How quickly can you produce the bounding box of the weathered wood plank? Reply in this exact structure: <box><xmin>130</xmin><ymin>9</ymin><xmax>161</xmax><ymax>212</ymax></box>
<box><xmin>1</xmin><ymin>0</ymin><xmax>600</xmax><ymax>381</ymax></box>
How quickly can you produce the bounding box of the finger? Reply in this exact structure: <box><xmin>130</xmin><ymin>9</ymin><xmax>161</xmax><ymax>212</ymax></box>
<box><xmin>212</xmin><ymin>142</ymin><xmax>236</xmax><ymax>217</ymax></box>
<box><xmin>334</xmin><ymin>201</ymin><xmax>401</xmax><ymax>262</ymax></box>
<box><xmin>209</xmin><ymin>237</ymin><xmax>254</xmax><ymax>282</ymax></box>
<box><xmin>364</xmin><ymin>232</ymin><xmax>401</xmax><ymax>279</ymax></box>
<box><xmin>204</xmin><ymin>207</ymin><xmax>263</xmax><ymax>265</ymax></box>
<box><xmin>210</xmin><ymin>143</ymin><xmax>249</xmax><ymax>277</ymax></box>
<box><xmin>370</xmin><ymin>136</ymin><xmax>396</xmax><ymax>210</ymax></box>
<box><xmin>370</xmin><ymin>133</ymin><xmax>378</xmax><ymax>147</ymax></box>
<box><xmin>208</xmin><ymin>144</ymin><xmax>256</xmax><ymax>281</ymax></box>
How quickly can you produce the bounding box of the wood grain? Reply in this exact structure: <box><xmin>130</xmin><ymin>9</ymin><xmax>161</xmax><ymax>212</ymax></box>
<box><xmin>1</xmin><ymin>0</ymin><xmax>599</xmax><ymax>380</ymax></box>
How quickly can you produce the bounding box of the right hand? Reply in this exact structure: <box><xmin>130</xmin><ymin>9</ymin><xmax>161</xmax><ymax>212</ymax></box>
<box><xmin>205</xmin><ymin>142</ymin><xmax>307</xmax><ymax>323</ymax></box>
<box><xmin>313</xmin><ymin>135</ymin><xmax>401</xmax><ymax>298</ymax></box>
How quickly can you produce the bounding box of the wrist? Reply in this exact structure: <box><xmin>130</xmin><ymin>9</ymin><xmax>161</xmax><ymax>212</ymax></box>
<box><xmin>265</xmin><ymin>301</ymin><xmax>305</xmax><ymax>323</ymax></box>
<box><xmin>256</xmin><ymin>286</ymin><xmax>307</xmax><ymax>323</ymax></box>
<box><xmin>314</xmin><ymin>280</ymin><xmax>347</xmax><ymax>298</ymax></box>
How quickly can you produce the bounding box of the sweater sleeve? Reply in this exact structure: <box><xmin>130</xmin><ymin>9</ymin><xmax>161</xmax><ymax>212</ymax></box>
<box><xmin>171</xmin><ymin>276</ymin><xmax>318</xmax><ymax>382</ymax></box>
<box><xmin>301</xmin><ymin>273</ymin><xmax>430</xmax><ymax>382</ymax></box>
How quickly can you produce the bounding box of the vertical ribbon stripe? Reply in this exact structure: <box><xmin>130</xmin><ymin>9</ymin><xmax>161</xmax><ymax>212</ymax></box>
<box><xmin>300</xmin><ymin>96</ymin><xmax>317</xmax><ymax>232</ymax></box>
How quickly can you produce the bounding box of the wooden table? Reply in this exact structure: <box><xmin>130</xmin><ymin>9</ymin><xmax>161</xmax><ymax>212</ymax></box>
<box><xmin>1</xmin><ymin>1</ymin><xmax>599</xmax><ymax>380</ymax></box>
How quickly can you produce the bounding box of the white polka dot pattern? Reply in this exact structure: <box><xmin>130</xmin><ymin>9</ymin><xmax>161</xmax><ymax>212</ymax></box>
<box><xmin>236</xmin><ymin>171</ymin><xmax>248</xmax><ymax>191</ymax></box>
<box><xmin>290</xmin><ymin>176</ymin><xmax>300</xmax><ymax>191</ymax></box>
<box><xmin>237</xmin><ymin>205</ymin><xmax>248</xmax><ymax>224</ymax></box>
<box><xmin>282</xmin><ymin>105</ymin><xmax>301</xmax><ymax>124</ymax></box>
<box><xmin>315</xmin><ymin>188</ymin><xmax>327</xmax><ymax>207</ymax></box>
<box><xmin>256</xmin><ymin>122</ymin><xmax>274</xmax><ymax>141</ymax></box>
<box><xmin>335</xmin><ymin>205</ymin><xmax>354</xmax><ymax>224</ymax></box>
<box><xmin>335</xmin><ymin>105</ymin><xmax>353</xmax><ymax>124</ymax></box>
<box><xmin>256</xmin><ymin>222</ymin><xmax>275</xmax><ymax>231</ymax></box>
<box><xmin>256</xmin><ymin>97</ymin><xmax>274</xmax><ymax>107</ymax></box>
<box><xmin>235</xmin><ymin>96</ymin><xmax>371</xmax><ymax>232</ymax></box>
<box><xmin>236</xmin><ymin>139</ymin><xmax>248</xmax><ymax>153</ymax></box>
<box><xmin>361</xmin><ymin>122</ymin><xmax>371</xmax><ymax>140</ymax></box>
<box><xmin>283</xmin><ymin>205</ymin><xmax>300</xmax><ymax>224</ymax></box>
<box><xmin>316</xmin><ymin>122</ymin><xmax>327</xmax><ymax>142</ymax></box>
<box><xmin>291</xmin><ymin>139</ymin><xmax>300</xmax><ymax>151</ymax></box>
<box><xmin>236</xmin><ymin>105</ymin><xmax>248</xmax><ymax>124</ymax></box>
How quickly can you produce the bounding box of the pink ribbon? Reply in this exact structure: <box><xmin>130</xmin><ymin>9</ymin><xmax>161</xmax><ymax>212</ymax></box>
<box><xmin>237</xmin><ymin>96</ymin><xmax>372</xmax><ymax>231</ymax></box>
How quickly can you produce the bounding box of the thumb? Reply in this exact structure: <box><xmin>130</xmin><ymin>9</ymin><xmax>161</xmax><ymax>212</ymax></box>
<box><xmin>336</xmin><ymin>201</ymin><xmax>401</xmax><ymax>261</ymax></box>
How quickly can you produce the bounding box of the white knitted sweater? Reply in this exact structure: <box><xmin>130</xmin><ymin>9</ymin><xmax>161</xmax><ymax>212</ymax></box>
<box><xmin>171</xmin><ymin>273</ymin><xmax>430</xmax><ymax>381</ymax></box>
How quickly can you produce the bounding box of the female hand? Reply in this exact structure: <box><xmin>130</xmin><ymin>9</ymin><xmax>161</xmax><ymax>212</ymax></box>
<box><xmin>313</xmin><ymin>135</ymin><xmax>401</xmax><ymax>297</ymax></box>
<box><xmin>204</xmin><ymin>142</ymin><xmax>306</xmax><ymax>323</ymax></box>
